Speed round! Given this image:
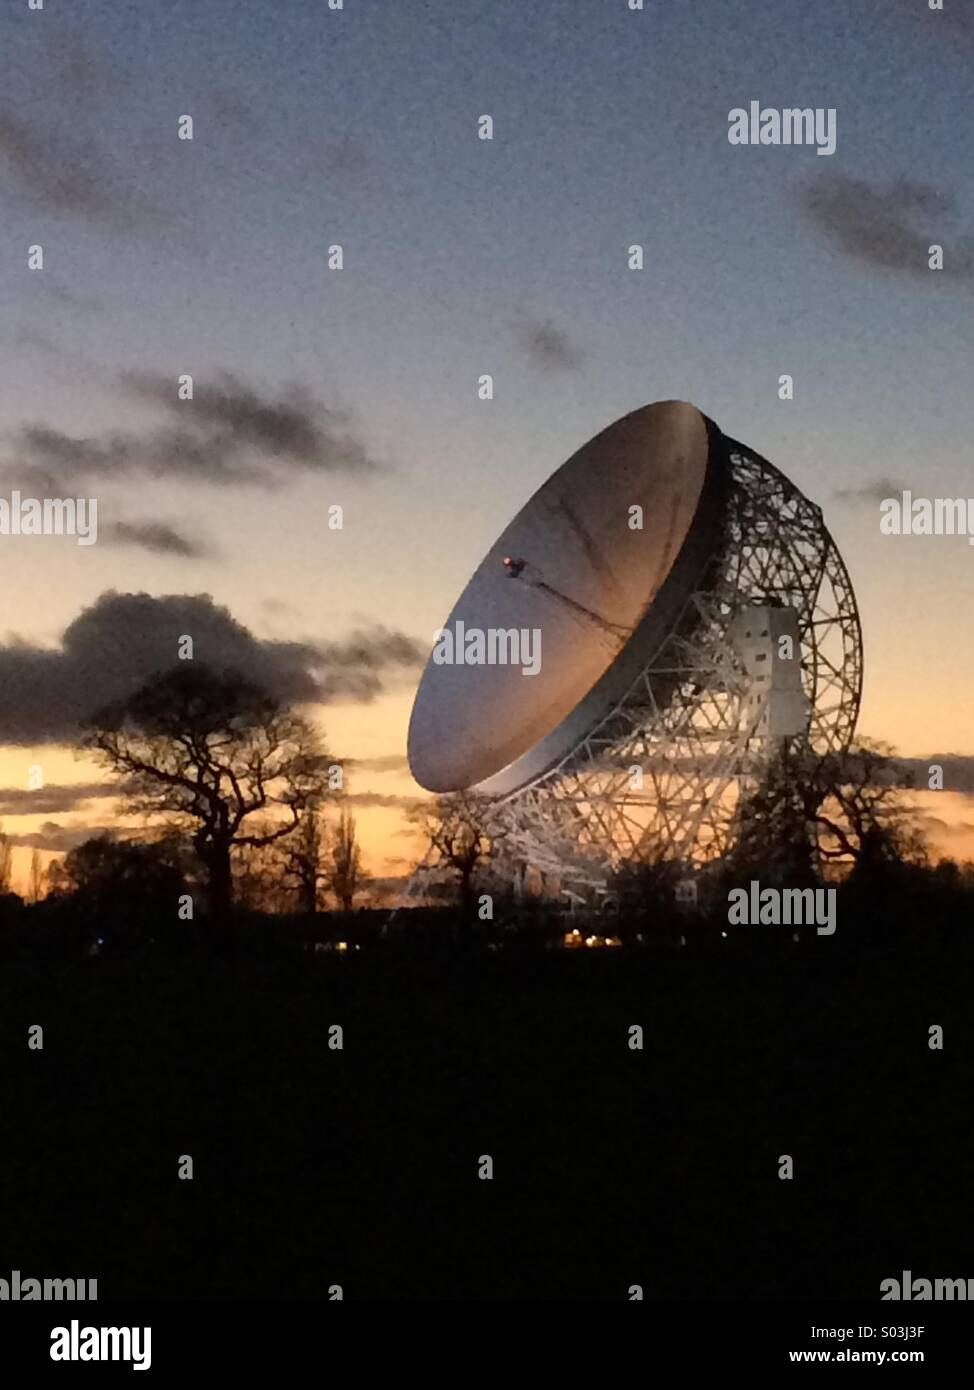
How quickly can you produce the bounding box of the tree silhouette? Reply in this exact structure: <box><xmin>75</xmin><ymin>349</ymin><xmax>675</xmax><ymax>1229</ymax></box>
<box><xmin>415</xmin><ymin>792</ymin><xmax>503</xmax><ymax>913</ymax></box>
<box><xmin>27</xmin><ymin>849</ymin><xmax>44</xmax><ymax>904</ymax></box>
<box><xmin>325</xmin><ymin>806</ymin><xmax>363</xmax><ymax>911</ymax></box>
<box><xmin>611</xmin><ymin>854</ymin><xmax>684</xmax><ymax>922</ymax></box>
<box><xmin>0</xmin><ymin>824</ymin><xmax>12</xmax><ymax>895</ymax></box>
<box><xmin>814</xmin><ymin>743</ymin><xmax>926</xmax><ymax>878</ymax></box>
<box><xmin>730</xmin><ymin>739</ymin><xmax>922</xmax><ymax>882</ymax></box>
<box><xmin>83</xmin><ymin>665</ymin><xmax>329</xmax><ymax>922</ymax></box>
<box><xmin>50</xmin><ymin>834</ymin><xmax>186</xmax><ymax>922</ymax></box>
<box><xmin>729</xmin><ymin>743</ymin><xmax>822</xmax><ymax>886</ymax></box>
<box><xmin>232</xmin><ymin>839</ymin><xmax>286</xmax><ymax>913</ymax></box>
<box><xmin>279</xmin><ymin>802</ymin><xmax>328</xmax><ymax>914</ymax></box>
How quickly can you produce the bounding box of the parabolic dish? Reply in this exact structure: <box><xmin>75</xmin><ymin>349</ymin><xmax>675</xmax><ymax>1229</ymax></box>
<box><xmin>408</xmin><ymin>400</ymin><xmax>730</xmax><ymax>796</ymax></box>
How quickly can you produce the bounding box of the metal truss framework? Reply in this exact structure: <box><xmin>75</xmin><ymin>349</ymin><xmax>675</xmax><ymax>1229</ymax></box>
<box><xmin>484</xmin><ymin>442</ymin><xmax>863</xmax><ymax>898</ymax></box>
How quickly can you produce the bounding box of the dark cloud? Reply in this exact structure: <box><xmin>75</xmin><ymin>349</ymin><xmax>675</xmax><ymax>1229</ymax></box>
<box><xmin>801</xmin><ymin>174</ymin><xmax>974</xmax><ymax>277</ymax></box>
<box><xmin>833</xmin><ymin>476</ymin><xmax>906</xmax><ymax>503</ymax></box>
<box><xmin>0</xmin><ymin>783</ymin><xmax>117</xmax><ymax>817</ymax></box>
<box><xmin>4</xmin><ymin>372</ymin><xmax>382</xmax><ymax>491</ymax></box>
<box><xmin>898</xmin><ymin>756</ymin><xmax>974</xmax><ymax>799</ymax></box>
<box><xmin>124</xmin><ymin>374</ymin><xmax>332</xmax><ymax>465</ymax></box>
<box><xmin>514</xmin><ymin>318</ymin><xmax>584</xmax><ymax>370</ymax></box>
<box><xmin>0</xmin><ymin>106</ymin><xmax>116</xmax><ymax>225</ymax></box>
<box><xmin>0</xmin><ymin>28</ymin><xmax>167</xmax><ymax>236</ymax></box>
<box><xmin>314</xmin><ymin>628</ymin><xmax>427</xmax><ymax>703</ymax></box>
<box><xmin>3</xmin><ymin>820</ymin><xmax>118</xmax><ymax>853</ymax></box>
<box><xmin>0</xmin><ymin>592</ymin><xmax>425</xmax><ymax>745</ymax></box>
<box><xmin>103</xmin><ymin>521</ymin><xmax>213</xmax><ymax>560</ymax></box>
<box><xmin>0</xmin><ymin>105</ymin><xmax>162</xmax><ymax>235</ymax></box>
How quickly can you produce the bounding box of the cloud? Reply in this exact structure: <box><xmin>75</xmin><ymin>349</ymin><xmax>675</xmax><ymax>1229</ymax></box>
<box><xmin>259</xmin><ymin>598</ymin><xmax>296</xmax><ymax>618</ymax></box>
<box><xmin>4</xmin><ymin>372</ymin><xmax>383</xmax><ymax>491</ymax></box>
<box><xmin>313</xmin><ymin>628</ymin><xmax>427</xmax><ymax>703</ymax></box>
<box><xmin>801</xmin><ymin>174</ymin><xmax>974</xmax><ymax>277</ymax></box>
<box><xmin>3</xmin><ymin>820</ymin><xmax>118</xmax><ymax>853</ymax></box>
<box><xmin>514</xmin><ymin>318</ymin><xmax>584</xmax><ymax>370</ymax></box>
<box><xmin>0</xmin><ymin>28</ymin><xmax>169</xmax><ymax>236</ymax></box>
<box><xmin>917</xmin><ymin>812</ymin><xmax>974</xmax><ymax>844</ymax></box>
<box><xmin>833</xmin><ymin>476</ymin><xmax>906</xmax><ymax>503</ymax></box>
<box><xmin>342</xmin><ymin>792</ymin><xmax>426</xmax><ymax>811</ymax></box>
<box><xmin>898</xmin><ymin>756</ymin><xmax>974</xmax><ymax>798</ymax></box>
<box><xmin>122</xmin><ymin>372</ymin><xmax>373</xmax><ymax>469</ymax></box>
<box><xmin>102</xmin><ymin>521</ymin><xmax>213</xmax><ymax>560</ymax></box>
<box><xmin>0</xmin><ymin>783</ymin><xmax>118</xmax><ymax>817</ymax></box>
<box><xmin>0</xmin><ymin>105</ymin><xmax>163</xmax><ymax>235</ymax></box>
<box><xmin>0</xmin><ymin>107</ymin><xmax>115</xmax><ymax>225</ymax></box>
<box><xmin>0</xmin><ymin>592</ymin><xmax>426</xmax><ymax>745</ymax></box>
<box><xmin>345</xmin><ymin>755</ymin><xmax>410</xmax><ymax>774</ymax></box>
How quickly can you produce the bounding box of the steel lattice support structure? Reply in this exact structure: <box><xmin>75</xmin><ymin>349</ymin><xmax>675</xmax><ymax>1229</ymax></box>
<box><xmin>485</xmin><ymin>440</ymin><xmax>862</xmax><ymax>897</ymax></box>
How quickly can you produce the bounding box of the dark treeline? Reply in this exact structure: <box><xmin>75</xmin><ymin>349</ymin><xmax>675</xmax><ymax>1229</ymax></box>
<box><xmin>2</xmin><ymin>849</ymin><xmax>973</xmax><ymax>969</ymax></box>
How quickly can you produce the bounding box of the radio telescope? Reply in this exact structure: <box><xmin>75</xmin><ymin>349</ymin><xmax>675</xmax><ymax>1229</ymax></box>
<box><xmin>407</xmin><ymin>401</ymin><xmax>861</xmax><ymax>901</ymax></box>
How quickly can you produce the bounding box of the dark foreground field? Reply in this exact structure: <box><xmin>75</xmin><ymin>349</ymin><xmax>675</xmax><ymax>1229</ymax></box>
<box><xmin>2</xmin><ymin>917</ymin><xmax>973</xmax><ymax>1301</ymax></box>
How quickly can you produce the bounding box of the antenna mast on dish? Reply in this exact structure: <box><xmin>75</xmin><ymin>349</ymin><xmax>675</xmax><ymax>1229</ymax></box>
<box><xmin>501</xmin><ymin>554</ymin><xmax>632</xmax><ymax>649</ymax></box>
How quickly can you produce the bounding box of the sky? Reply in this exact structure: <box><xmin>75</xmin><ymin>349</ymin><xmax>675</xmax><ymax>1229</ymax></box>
<box><xmin>0</xmin><ymin>0</ymin><xmax>972</xmax><ymax>893</ymax></box>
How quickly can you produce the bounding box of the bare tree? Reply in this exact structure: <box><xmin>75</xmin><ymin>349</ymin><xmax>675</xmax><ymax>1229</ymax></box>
<box><xmin>279</xmin><ymin>802</ymin><xmax>328</xmax><ymax>914</ymax></box>
<box><xmin>55</xmin><ymin>834</ymin><xmax>186</xmax><ymax>908</ymax></box>
<box><xmin>232</xmin><ymin>838</ymin><xmax>287</xmax><ymax>913</ymax></box>
<box><xmin>83</xmin><ymin>665</ymin><xmax>329</xmax><ymax>922</ymax></box>
<box><xmin>0</xmin><ymin>824</ymin><xmax>12</xmax><ymax>894</ymax></box>
<box><xmin>325</xmin><ymin>806</ymin><xmax>363</xmax><ymax>911</ymax></box>
<box><xmin>28</xmin><ymin>849</ymin><xmax>44</xmax><ymax>904</ymax></box>
<box><xmin>45</xmin><ymin>856</ymin><xmax>70</xmax><ymax>898</ymax></box>
<box><xmin>611</xmin><ymin>853</ymin><xmax>684</xmax><ymax>918</ymax></box>
<box><xmin>415</xmin><ymin>792</ymin><xmax>503</xmax><ymax>913</ymax></box>
<box><xmin>731</xmin><ymin>740</ymin><xmax>924</xmax><ymax>881</ymax></box>
<box><xmin>812</xmin><ymin>743</ymin><xmax>927</xmax><ymax>875</ymax></box>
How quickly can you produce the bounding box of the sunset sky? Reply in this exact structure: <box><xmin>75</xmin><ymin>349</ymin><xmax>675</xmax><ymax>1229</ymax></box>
<box><xmin>1</xmin><ymin>0</ymin><xmax>972</xmax><ymax>894</ymax></box>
